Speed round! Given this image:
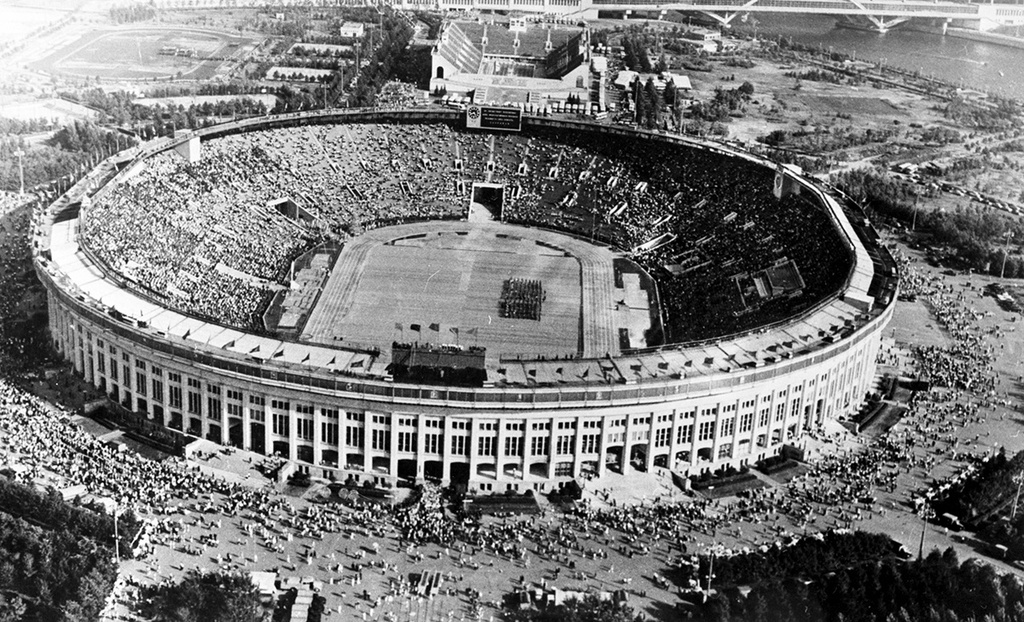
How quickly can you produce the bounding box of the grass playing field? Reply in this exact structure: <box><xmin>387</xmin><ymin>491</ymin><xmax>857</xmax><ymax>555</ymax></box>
<box><xmin>304</xmin><ymin>224</ymin><xmax>587</xmax><ymax>360</ymax></box>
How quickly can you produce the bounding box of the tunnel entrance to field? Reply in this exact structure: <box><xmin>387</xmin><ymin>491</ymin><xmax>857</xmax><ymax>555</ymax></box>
<box><xmin>450</xmin><ymin>462</ymin><xmax>470</xmax><ymax>485</ymax></box>
<box><xmin>469</xmin><ymin>183</ymin><xmax>504</xmax><ymax>221</ymax></box>
<box><xmin>346</xmin><ymin>453</ymin><xmax>364</xmax><ymax>470</ymax></box>
<box><xmin>424</xmin><ymin>460</ymin><xmax>444</xmax><ymax>482</ymax></box>
<box><xmin>206</xmin><ymin>424</ymin><xmax>221</xmax><ymax>443</ymax></box>
<box><xmin>529</xmin><ymin>461</ymin><xmax>548</xmax><ymax>478</ymax></box>
<box><xmin>321</xmin><ymin>449</ymin><xmax>339</xmax><ymax>468</ymax></box>
<box><xmin>629</xmin><ymin>444</ymin><xmax>647</xmax><ymax>472</ymax></box>
<box><xmin>228</xmin><ymin>419</ymin><xmax>243</xmax><ymax>448</ymax></box>
<box><xmin>273</xmin><ymin>440</ymin><xmax>290</xmax><ymax>458</ymax></box>
<box><xmin>397</xmin><ymin>459</ymin><xmax>417</xmax><ymax>482</ymax></box>
<box><xmin>250</xmin><ymin>424</ymin><xmax>265</xmax><ymax>454</ymax></box>
<box><xmin>475</xmin><ymin>463</ymin><xmax>497</xmax><ymax>479</ymax></box>
<box><xmin>372</xmin><ymin>456</ymin><xmax>390</xmax><ymax>475</ymax></box>
<box><xmin>297</xmin><ymin>445</ymin><xmax>314</xmax><ymax>464</ymax></box>
<box><xmin>502</xmin><ymin>462</ymin><xmax>522</xmax><ymax>479</ymax></box>
<box><xmin>605</xmin><ymin>446</ymin><xmax>624</xmax><ymax>474</ymax></box>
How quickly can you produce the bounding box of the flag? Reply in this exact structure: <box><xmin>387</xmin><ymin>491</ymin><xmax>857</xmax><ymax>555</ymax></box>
<box><xmin>428</xmin><ymin>323</ymin><xmax>440</xmax><ymax>332</ymax></box>
<box><xmin>351</xmin><ymin>360</ymin><xmax>364</xmax><ymax>368</ymax></box>
<box><xmin>466</xmin><ymin>327</ymin><xmax>478</xmax><ymax>336</ymax></box>
<box><xmin>301</xmin><ymin>353</ymin><xmax>310</xmax><ymax>363</ymax></box>
<box><xmin>450</xmin><ymin>327</ymin><xmax>459</xmax><ymax>335</ymax></box>
<box><xmin>395</xmin><ymin>322</ymin><xmax>403</xmax><ymax>331</ymax></box>
<box><xmin>581</xmin><ymin>368</ymin><xmax>589</xmax><ymax>378</ymax></box>
<box><xmin>555</xmin><ymin>367</ymin><xmax>563</xmax><ymax>374</ymax></box>
<box><xmin>528</xmin><ymin>369</ymin><xmax>536</xmax><ymax>377</ymax></box>
<box><xmin>410</xmin><ymin>323</ymin><xmax>421</xmax><ymax>332</ymax></box>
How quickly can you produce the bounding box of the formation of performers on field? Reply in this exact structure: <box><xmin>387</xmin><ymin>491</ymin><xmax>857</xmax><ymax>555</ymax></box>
<box><xmin>81</xmin><ymin>122</ymin><xmax>849</xmax><ymax>339</ymax></box>
<box><xmin>499</xmin><ymin>278</ymin><xmax>544</xmax><ymax>321</ymax></box>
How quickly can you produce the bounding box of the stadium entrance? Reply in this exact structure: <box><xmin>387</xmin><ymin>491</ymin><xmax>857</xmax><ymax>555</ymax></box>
<box><xmin>469</xmin><ymin>183</ymin><xmax>503</xmax><ymax>221</ymax></box>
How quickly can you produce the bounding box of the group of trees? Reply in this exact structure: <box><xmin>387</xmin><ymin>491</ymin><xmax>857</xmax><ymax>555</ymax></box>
<box><xmin>137</xmin><ymin>570</ymin><xmax>265</xmax><ymax>622</ymax></box>
<box><xmin>760</xmin><ymin>125</ymin><xmax>896</xmax><ymax>154</ymax></box>
<box><xmin>109</xmin><ymin>3</ymin><xmax>156</xmax><ymax>24</ymax></box>
<box><xmin>0</xmin><ymin>476</ymin><xmax>127</xmax><ymax>622</ymax></box>
<box><xmin>673</xmin><ymin>531</ymin><xmax>902</xmax><ymax>589</ymax></box>
<box><xmin>783</xmin><ymin>68</ymin><xmax>846</xmax><ymax>85</ymax></box>
<box><xmin>0</xmin><ymin>118</ymin><xmax>139</xmax><ymax>193</ymax></box>
<box><xmin>945</xmin><ymin>94</ymin><xmax>1020</xmax><ymax>130</ymax></box>
<box><xmin>621</xmin><ymin>35</ymin><xmax>654</xmax><ymax>73</ymax></box>
<box><xmin>0</xmin><ymin>117</ymin><xmax>57</xmax><ymax>136</ymax></box>
<box><xmin>832</xmin><ymin>169</ymin><xmax>1024</xmax><ymax>273</ymax></box>
<box><xmin>50</xmin><ymin>120</ymin><xmax>124</xmax><ymax>154</ymax></box>
<box><xmin>346</xmin><ymin>13</ymin><xmax>413</xmax><ymax>108</ymax></box>
<box><xmin>695</xmin><ymin>548</ymin><xmax>1024</xmax><ymax>622</ymax></box>
<box><xmin>504</xmin><ymin>595</ymin><xmax>642</xmax><ymax>622</ymax></box>
<box><xmin>0</xmin><ymin>476</ymin><xmax>141</xmax><ymax>561</ymax></box>
<box><xmin>932</xmin><ymin>449</ymin><xmax>1024</xmax><ymax>527</ymax></box>
<box><xmin>690</xmin><ymin>83</ymin><xmax>754</xmax><ymax>123</ymax></box>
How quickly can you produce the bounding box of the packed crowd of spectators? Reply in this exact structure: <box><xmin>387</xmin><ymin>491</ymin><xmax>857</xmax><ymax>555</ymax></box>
<box><xmin>81</xmin><ymin>121</ymin><xmax>850</xmax><ymax>340</ymax></box>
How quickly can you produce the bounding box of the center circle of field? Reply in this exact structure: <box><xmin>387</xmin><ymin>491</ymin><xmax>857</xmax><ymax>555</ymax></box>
<box><xmin>302</xmin><ymin>221</ymin><xmax>624</xmax><ymax>360</ymax></box>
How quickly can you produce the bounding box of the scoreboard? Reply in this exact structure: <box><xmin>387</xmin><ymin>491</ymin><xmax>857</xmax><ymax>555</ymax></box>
<box><xmin>465</xmin><ymin>105</ymin><xmax>522</xmax><ymax>132</ymax></box>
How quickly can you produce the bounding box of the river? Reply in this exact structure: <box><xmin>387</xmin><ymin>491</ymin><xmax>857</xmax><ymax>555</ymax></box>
<box><xmin>741</xmin><ymin>14</ymin><xmax>1024</xmax><ymax>100</ymax></box>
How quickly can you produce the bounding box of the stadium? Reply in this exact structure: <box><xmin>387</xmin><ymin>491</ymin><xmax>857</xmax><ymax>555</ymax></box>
<box><xmin>33</xmin><ymin>108</ymin><xmax>897</xmax><ymax>492</ymax></box>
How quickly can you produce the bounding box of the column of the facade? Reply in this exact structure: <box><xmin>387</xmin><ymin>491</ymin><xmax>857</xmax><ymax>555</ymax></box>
<box><xmin>572</xmin><ymin>417</ymin><xmax>585</xmax><ymax>478</ymax></box>
<box><xmin>415</xmin><ymin>417</ymin><xmax>427</xmax><ymax>480</ymax></box>
<box><xmin>312</xmin><ymin>407</ymin><xmax>323</xmax><ymax>472</ymax></box>
<box><xmin>596</xmin><ymin>416</ymin><xmax>608</xmax><ymax>478</ymax></box>
<box><xmin>520</xmin><ymin>421</ymin><xmax>532</xmax><ymax>480</ymax></box>
<box><xmin>389</xmin><ymin>421</ymin><xmax>400</xmax><ymax>478</ymax></box>
<box><xmin>496</xmin><ymin>421</ymin><xmax>508</xmax><ymax>482</ymax></box>
<box><xmin>362</xmin><ymin>414</ymin><xmax>372</xmax><ymax>475</ymax></box>
<box><xmin>623</xmin><ymin>414</ymin><xmax>635</xmax><ymax>473</ymax></box>
<box><xmin>263</xmin><ymin>402</ymin><xmax>273</xmax><ymax>459</ymax></box>
<box><xmin>286</xmin><ymin>403</ymin><xmax>298</xmax><ymax>462</ymax></box>
<box><xmin>644</xmin><ymin>413</ymin><xmax>657</xmax><ymax>472</ymax></box>
<box><xmin>441</xmin><ymin>420</ymin><xmax>453</xmax><ymax>484</ymax></box>
<box><xmin>242</xmin><ymin>397</ymin><xmax>252</xmax><ymax>452</ymax></box>
<box><xmin>219</xmin><ymin>390</ymin><xmax>229</xmax><ymax>446</ymax></box>
<box><xmin>688</xmin><ymin>412</ymin><xmax>699</xmax><ymax>470</ymax></box>
<box><xmin>467</xmin><ymin>422</ymin><xmax>479</xmax><ymax>483</ymax></box>
<box><xmin>546</xmin><ymin>420</ymin><xmax>558</xmax><ymax>479</ymax></box>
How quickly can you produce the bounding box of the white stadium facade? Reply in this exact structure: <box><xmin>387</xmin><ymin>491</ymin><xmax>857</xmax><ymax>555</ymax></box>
<box><xmin>34</xmin><ymin>109</ymin><xmax>897</xmax><ymax>492</ymax></box>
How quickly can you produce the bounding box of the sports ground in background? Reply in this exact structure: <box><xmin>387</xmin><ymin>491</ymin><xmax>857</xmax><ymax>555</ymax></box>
<box><xmin>30</xmin><ymin>26</ymin><xmax>258</xmax><ymax>80</ymax></box>
<box><xmin>304</xmin><ymin>223</ymin><xmax>597</xmax><ymax>360</ymax></box>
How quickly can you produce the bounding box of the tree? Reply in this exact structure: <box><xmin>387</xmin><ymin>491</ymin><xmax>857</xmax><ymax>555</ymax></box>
<box><xmin>738</xmin><ymin>81</ymin><xmax>755</xmax><ymax>97</ymax></box>
<box><xmin>0</xmin><ymin>594</ymin><xmax>25</xmax><ymax>622</ymax></box>
<box><xmin>663</xmin><ymin>79</ymin><xmax>677</xmax><ymax>108</ymax></box>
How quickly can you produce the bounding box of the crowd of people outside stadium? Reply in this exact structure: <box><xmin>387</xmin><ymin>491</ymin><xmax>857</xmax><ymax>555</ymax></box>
<box><xmin>80</xmin><ymin>122</ymin><xmax>849</xmax><ymax>340</ymax></box>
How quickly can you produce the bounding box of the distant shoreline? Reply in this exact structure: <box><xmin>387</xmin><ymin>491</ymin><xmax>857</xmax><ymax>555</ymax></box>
<box><xmin>904</xmin><ymin>23</ymin><xmax>1024</xmax><ymax>51</ymax></box>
